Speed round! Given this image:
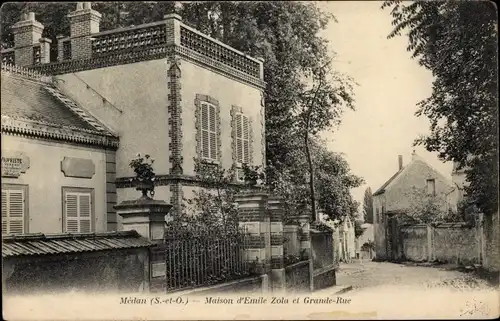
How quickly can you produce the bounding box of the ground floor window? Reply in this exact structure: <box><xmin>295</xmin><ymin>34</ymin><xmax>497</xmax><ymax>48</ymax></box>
<box><xmin>62</xmin><ymin>187</ymin><xmax>94</xmax><ymax>233</ymax></box>
<box><xmin>1</xmin><ymin>184</ymin><xmax>28</xmax><ymax>235</ymax></box>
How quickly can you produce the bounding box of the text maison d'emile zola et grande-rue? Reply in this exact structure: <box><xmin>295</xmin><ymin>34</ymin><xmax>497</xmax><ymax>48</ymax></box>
<box><xmin>120</xmin><ymin>296</ymin><xmax>352</xmax><ymax>305</ymax></box>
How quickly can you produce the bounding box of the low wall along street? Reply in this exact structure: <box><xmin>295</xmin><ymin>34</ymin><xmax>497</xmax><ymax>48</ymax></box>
<box><xmin>284</xmin><ymin>261</ymin><xmax>310</xmax><ymax>293</ymax></box>
<box><xmin>400</xmin><ymin>222</ymin><xmax>481</xmax><ymax>265</ymax></box>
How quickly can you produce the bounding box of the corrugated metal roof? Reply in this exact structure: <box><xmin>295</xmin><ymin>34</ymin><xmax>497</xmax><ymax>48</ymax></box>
<box><xmin>2</xmin><ymin>230</ymin><xmax>154</xmax><ymax>258</ymax></box>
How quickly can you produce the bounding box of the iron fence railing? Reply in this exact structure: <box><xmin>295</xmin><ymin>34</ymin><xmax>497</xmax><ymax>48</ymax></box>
<box><xmin>151</xmin><ymin>231</ymin><xmax>251</xmax><ymax>292</ymax></box>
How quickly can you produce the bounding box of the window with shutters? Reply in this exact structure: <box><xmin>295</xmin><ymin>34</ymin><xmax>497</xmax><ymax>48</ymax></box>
<box><xmin>235</xmin><ymin>113</ymin><xmax>251</xmax><ymax>165</ymax></box>
<box><xmin>195</xmin><ymin>95</ymin><xmax>221</xmax><ymax>164</ymax></box>
<box><xmin>1</xmin><ymin>184</ymin><xmax>28</xmax><ymax>235</ymax></box>
<box><xmin>200</xmin><ymin>102</ymin><xmax>218</xmax><ymax>161</ymax></box>
<box><xmin>62</xmin><ymin>187</ymin><xmax>94</xmax><ymax>233</ymax></box>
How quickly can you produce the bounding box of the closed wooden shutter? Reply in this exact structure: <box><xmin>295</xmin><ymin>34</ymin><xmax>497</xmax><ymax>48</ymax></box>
<box><xmin>201</xmin><ymin>103</ymin><xmax>210</xmax><ymax>159</ymax></box>
<box><xmin>201</xmin><ymin>102</ymin><xmax>218</xmax><ymax>161</ymax></box>
<box><xmin>242</xmin><ymin>115</ymin><xmax>250</xmax><ymax>164</ymax></box>
<box><xmin>1</xmin><ymin>188</ymin><xmax>26</xmax><ymax>235</ymax></box>
<box><xmin>235</xmin><ymin>113</ymin><xmax>250</xmax><ymax>164</ymax></box>
<box><xmin>64</xmin><ymin>192</ymin><xmax>92</xmax><ymax>233</ymax></box>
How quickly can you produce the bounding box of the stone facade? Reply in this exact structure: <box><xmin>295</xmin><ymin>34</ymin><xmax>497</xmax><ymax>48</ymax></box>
<box><xmin>24</xmin><ymin>12</ymin><xmax>267</xmax><ymax>228</ymax></box>
<box><xmin>373</xmin><ymin>153</ymin><xmax>454</xmax><ymax>259</ymax></box>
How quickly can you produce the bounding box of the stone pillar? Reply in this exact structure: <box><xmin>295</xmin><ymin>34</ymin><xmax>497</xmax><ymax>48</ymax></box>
<box><xmin>114</xmin><ymin>196</ymin><xmax>172</xmax><ymax>242</ymax></box>
<box><xmin>163</xmin><ymin>13</ymin><xmax>182</xmax><ymax>46</ymax></box>
<box><xmin>297</xmin><ymin>214</ymin><xmax>311</xmax><ymax>259</ymax></box>
<box><xmin>297</xmin><ymin>213</ymin><xmax>313</xmax><ymax>292</ymax></box>
<box><xmin>12</xmin><ymin>12</ymin><xmax>44</xmax><ymax>66</ymax></box>
<box><xmin>39</xmin><ymin>37</ymin><xmax>52</xmax><ymax>63</ymax></box>
<box><xmin>426</xmin><ymin>224</ymin><xmax>434</xmax><ymax>262</ymax></box>
<box><xmin>68</xmin><ymin>2</ymin><xmax>101</xmax><ymax>60</ymax></box>
<box><xmin>235</xmin><ymin>192</ymin><xmax>270</xmax><ymax>281</ymax></box>
<box><xmin>256</xmin><ymin>57</ymin><xmax>265</xmax><ymax>80</ymax></box>
<box><xmin>56</xmin><ymin>35</ymin><xmax>65</xmax><ymax>62</ymax></box>
<box><xmin>268</xmin><ymin>196</ymin><xmax>285</xmax><ymax>292</ymax></box>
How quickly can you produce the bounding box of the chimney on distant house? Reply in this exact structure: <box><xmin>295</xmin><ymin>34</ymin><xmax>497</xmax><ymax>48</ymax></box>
<box><xmin>398</xmin><ymin>155</ymin><xmax>403</xmax><ymax>170</ymax></box>
<box><xmin>67</xmin><ymin>2</ymin><xmax>101</xmax><ymax>60</ymax></box>
<box><xmin>12</xmin><ymin>11</ymin><xmax>47</xmax><ymax>66</ymax></box>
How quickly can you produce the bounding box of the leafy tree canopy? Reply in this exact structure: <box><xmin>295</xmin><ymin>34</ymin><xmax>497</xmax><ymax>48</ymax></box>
<box><xmin>382</xmin><ymin>0</ymin><xmax>498</xmax><ymax>216</ymax></box>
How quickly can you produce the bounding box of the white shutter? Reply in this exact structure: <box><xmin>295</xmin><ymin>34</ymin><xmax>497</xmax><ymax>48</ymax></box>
<box><xmin>65</xmin><ymin>191</ymin><xmax>92</xmax><ymax>233</ymax></box>
<box><xmin>65</xmin><ymin>193</ymin><xmax>79</xmax><ymax>232</ymax></box>
<box><xmin>242</xmin><ymin>115</ymin><xmax>250</xmax><ymax>164</ymax></box>
<box><xmin>236</xmin><ymin>114</ymin><xmax>243</xmax><ymax>163</ymax></box>
<box><xmin>79</xmin><ymin>194</ymin><xmax>92</xmax><ymax>233</ymax></box>
<box><xmin>201</xmin><ymin>103</ymin><xmax>210</xmax><ymax>159</ymax></box>
<box><xmin>209</xmin><ymin>105</ymin><xmax>217</xmax><ymax>160</ymax></box>
<box><xmin>235</xmin><ymin>113</ymin><xmax>250</xmax><ymax>164</ymax></box>
<box><xmin>1</xmin><ymin>188</ymin><xmax>26</xmax><ymax>235</ymax></box>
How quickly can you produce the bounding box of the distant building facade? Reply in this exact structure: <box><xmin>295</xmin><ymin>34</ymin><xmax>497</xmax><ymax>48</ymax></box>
<box><xmin>372</xmin><ymin>152</ymin><xmax>454</xmax><ymax>260</ymax></box>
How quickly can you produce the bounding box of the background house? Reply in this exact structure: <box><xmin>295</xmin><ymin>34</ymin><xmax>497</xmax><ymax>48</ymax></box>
<box><xmin>1</xmin><ymin>64</ymin><xmax>119</xmax><ymax>235</ymax></box>
<box><xmin>372</xmin><ymin>152</ymin><xmax>454</xmax><ymax>260</ymax></box>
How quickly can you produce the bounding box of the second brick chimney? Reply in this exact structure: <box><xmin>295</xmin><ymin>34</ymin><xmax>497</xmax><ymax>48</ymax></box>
<box><xmin>67</xmin><ymin>2</ymin><xmax>101</xmax><ymax>60</ymax></box>
<box><xmin>12</xmin><ymin>12</ymin><xmax>44</xmax><ymax>66</ymax></box>
<box><xmin>398</xmin><ymin>155</ymin><xmax>403</xmax><ymax>170</ymax></box>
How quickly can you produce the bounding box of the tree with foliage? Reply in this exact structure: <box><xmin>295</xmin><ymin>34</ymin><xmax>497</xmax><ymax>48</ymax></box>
<box><xmin>296</xmin><ymin>59</ymin><xmax>355</xmax><ymax>221</ymax></box>
<box><xmin>405</xmin><ymin>187</ymin><xmax>461</xmax><ymax>224</ymax></box>
<box><xmin>354</xmin><ymin>219</ymin><xmax>365</xmax><ymax>239</ymax></box>
<box><xmin>382</xmin><ymin>1</ymin><xmax>498</xmax><ymax>217</ymax></box>
<box><xmin>363</xmin><ymin>187</ymin><xmax>374</xmax><ymax>223</ymax></box>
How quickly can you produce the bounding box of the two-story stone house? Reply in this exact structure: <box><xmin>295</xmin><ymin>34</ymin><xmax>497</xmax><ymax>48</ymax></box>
<box><xmin>372</xmin><ymin>152</ymin><xmax>454</xmax><ymax>260</ymax></box>
<box><xmin>1</xmin><ymin>3</ymin><xmax>265</xmax><ymax>234</ymax></box>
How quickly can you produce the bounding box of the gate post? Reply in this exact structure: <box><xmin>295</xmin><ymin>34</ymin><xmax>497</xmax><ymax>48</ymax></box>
<box><xmin>235</xmin><ymin>192</ymin><xmax>271</xmax><ymax>292</ymax></box>
<box><xmin>268</xmin><ymin>196</ymin><xmax>285</xmax><ymax>292</ymax></box>
<box><xmin>114</xmin><ymin>195</ymin><xmax>173</xmax><ymax>293</ymax></box>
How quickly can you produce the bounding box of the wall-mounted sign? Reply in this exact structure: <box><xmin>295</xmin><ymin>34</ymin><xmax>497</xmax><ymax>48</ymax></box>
<box><xmin>1</xmin><ymin>152</ymin><xmax>30</xmax><ymax>178</ymax></box>
<box><xmin>151</xmin><ymin>262</ymin><xmax>166</xmax><ymax>278</ymax></box>
<box><xmin>61</xmin><ymin>157</ymin><xmax>95</xmax><ymax>179</ymax></box>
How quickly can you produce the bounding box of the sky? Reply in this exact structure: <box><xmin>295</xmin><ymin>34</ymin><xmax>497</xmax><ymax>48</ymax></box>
<box><xmin>317</xmin><ymin>1</ymin><xmax>453</xmax><ymax>205</ymax></box>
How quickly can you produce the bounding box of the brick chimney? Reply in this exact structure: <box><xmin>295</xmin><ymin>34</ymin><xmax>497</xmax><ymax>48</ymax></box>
<box><xmin>11</xmin><ymin>12</ymin><xmax>44</xmax><ymax>66</ymax></box>
<box><xmin>67</xmin><ymin>2</ymin><xmax>101</xmax><ymax>60</ymax></box>
<box><xmin>398</xmin><ymin>155</ymin><xmax>403</xmax><ymax>170</ymax></box>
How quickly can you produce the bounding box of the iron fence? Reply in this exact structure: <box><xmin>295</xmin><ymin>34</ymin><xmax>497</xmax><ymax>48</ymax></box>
<box><xmin>151</xmin><ymin>231</ymin><xmax>251</xmax><ymax>292</ymax></box>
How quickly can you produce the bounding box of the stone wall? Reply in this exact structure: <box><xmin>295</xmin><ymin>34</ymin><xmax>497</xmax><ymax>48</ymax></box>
<box><xmin>176</xmin><ymin>276</ymin><xmax>265</xmax><ymax>295</ymax></box>
<box><xmin>3</xmin><ymin>248</ymin><xmax>149</xmax><ymax>294</ymax></box>
<box><xmin>433</xmin><ymin>223</ymin><xmax>479</xmax><ymax>265</ymax></box>
<box><xmin>400</xmin><ymin>222</ymin><xmax>481</xmax><ymax>265</ymax></box>
<box><xmin>483</xmin><ymin>212</ymin><xmax>499</xmax><ymax>272</ymax></box>
<box><xmin>284</xmin><ymin>261</ymin><xmax>310</xmax><ymax>293</ymax></box>
<box><xmin>312</xmin><ymin>266</ymin><xmax>336</xmax><ymax>291</ymax></box>
<box><xmin>400</xmin><ymin>224</ymin><xmax>429</xmax><ymax>262</ymax></box>
<box><xmin>311</xmin><ymin>230</ymin><xmax>334</xmax><ymax>270</ymax></box>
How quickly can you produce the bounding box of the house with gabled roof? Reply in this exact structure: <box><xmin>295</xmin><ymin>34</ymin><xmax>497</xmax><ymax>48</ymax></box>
<box><xmin>372</xmin><ymin>151</ymin><xmax>454</xmax><ymax>260</ymax></box>
<box><xmin>1</xmin><ymin>63</ymin><xmax>119</xmax><ymax>235</ymax></box>
<box><xmin>1</xmin><ymin>3</ymin><xmax>265</xmax><ymax>235</ymax></box>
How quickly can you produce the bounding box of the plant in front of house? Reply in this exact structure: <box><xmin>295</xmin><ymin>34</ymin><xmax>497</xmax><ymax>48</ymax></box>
<box><xmin>129</xmin><ymin>153</ymin><xmax>156</xmax><ymax>198</ymax></box>
<box><xmin>242</xmin><ymin>163</ymin><xmax>266</xmax><ymax>186</ymax></box>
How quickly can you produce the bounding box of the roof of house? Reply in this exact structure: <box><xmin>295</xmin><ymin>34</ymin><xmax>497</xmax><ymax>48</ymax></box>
<box><xmin>2</xmin><ymin>230</ymin><xmax>153</xmax><ymax>258</ymax></box>
<box><xmin>373</xmin><ymin>168</ymin><xmax>405</xmax><ymax>196</ymax></box>
<box><xmin>1</xmin><ymin>64</ymin><xmax>119</xmax><ymax>149</ymax></box>
<box><xmin>373</xmin><ymin>153</ymin><xmax>453</xmax><ymax>196</ymax></box>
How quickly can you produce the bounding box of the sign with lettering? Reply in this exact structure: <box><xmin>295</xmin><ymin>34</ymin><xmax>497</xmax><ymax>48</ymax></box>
<box><xmin>1</xmin><ymin>152</ymin><xmax>30</xmax><ymax>178</ymax></box>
